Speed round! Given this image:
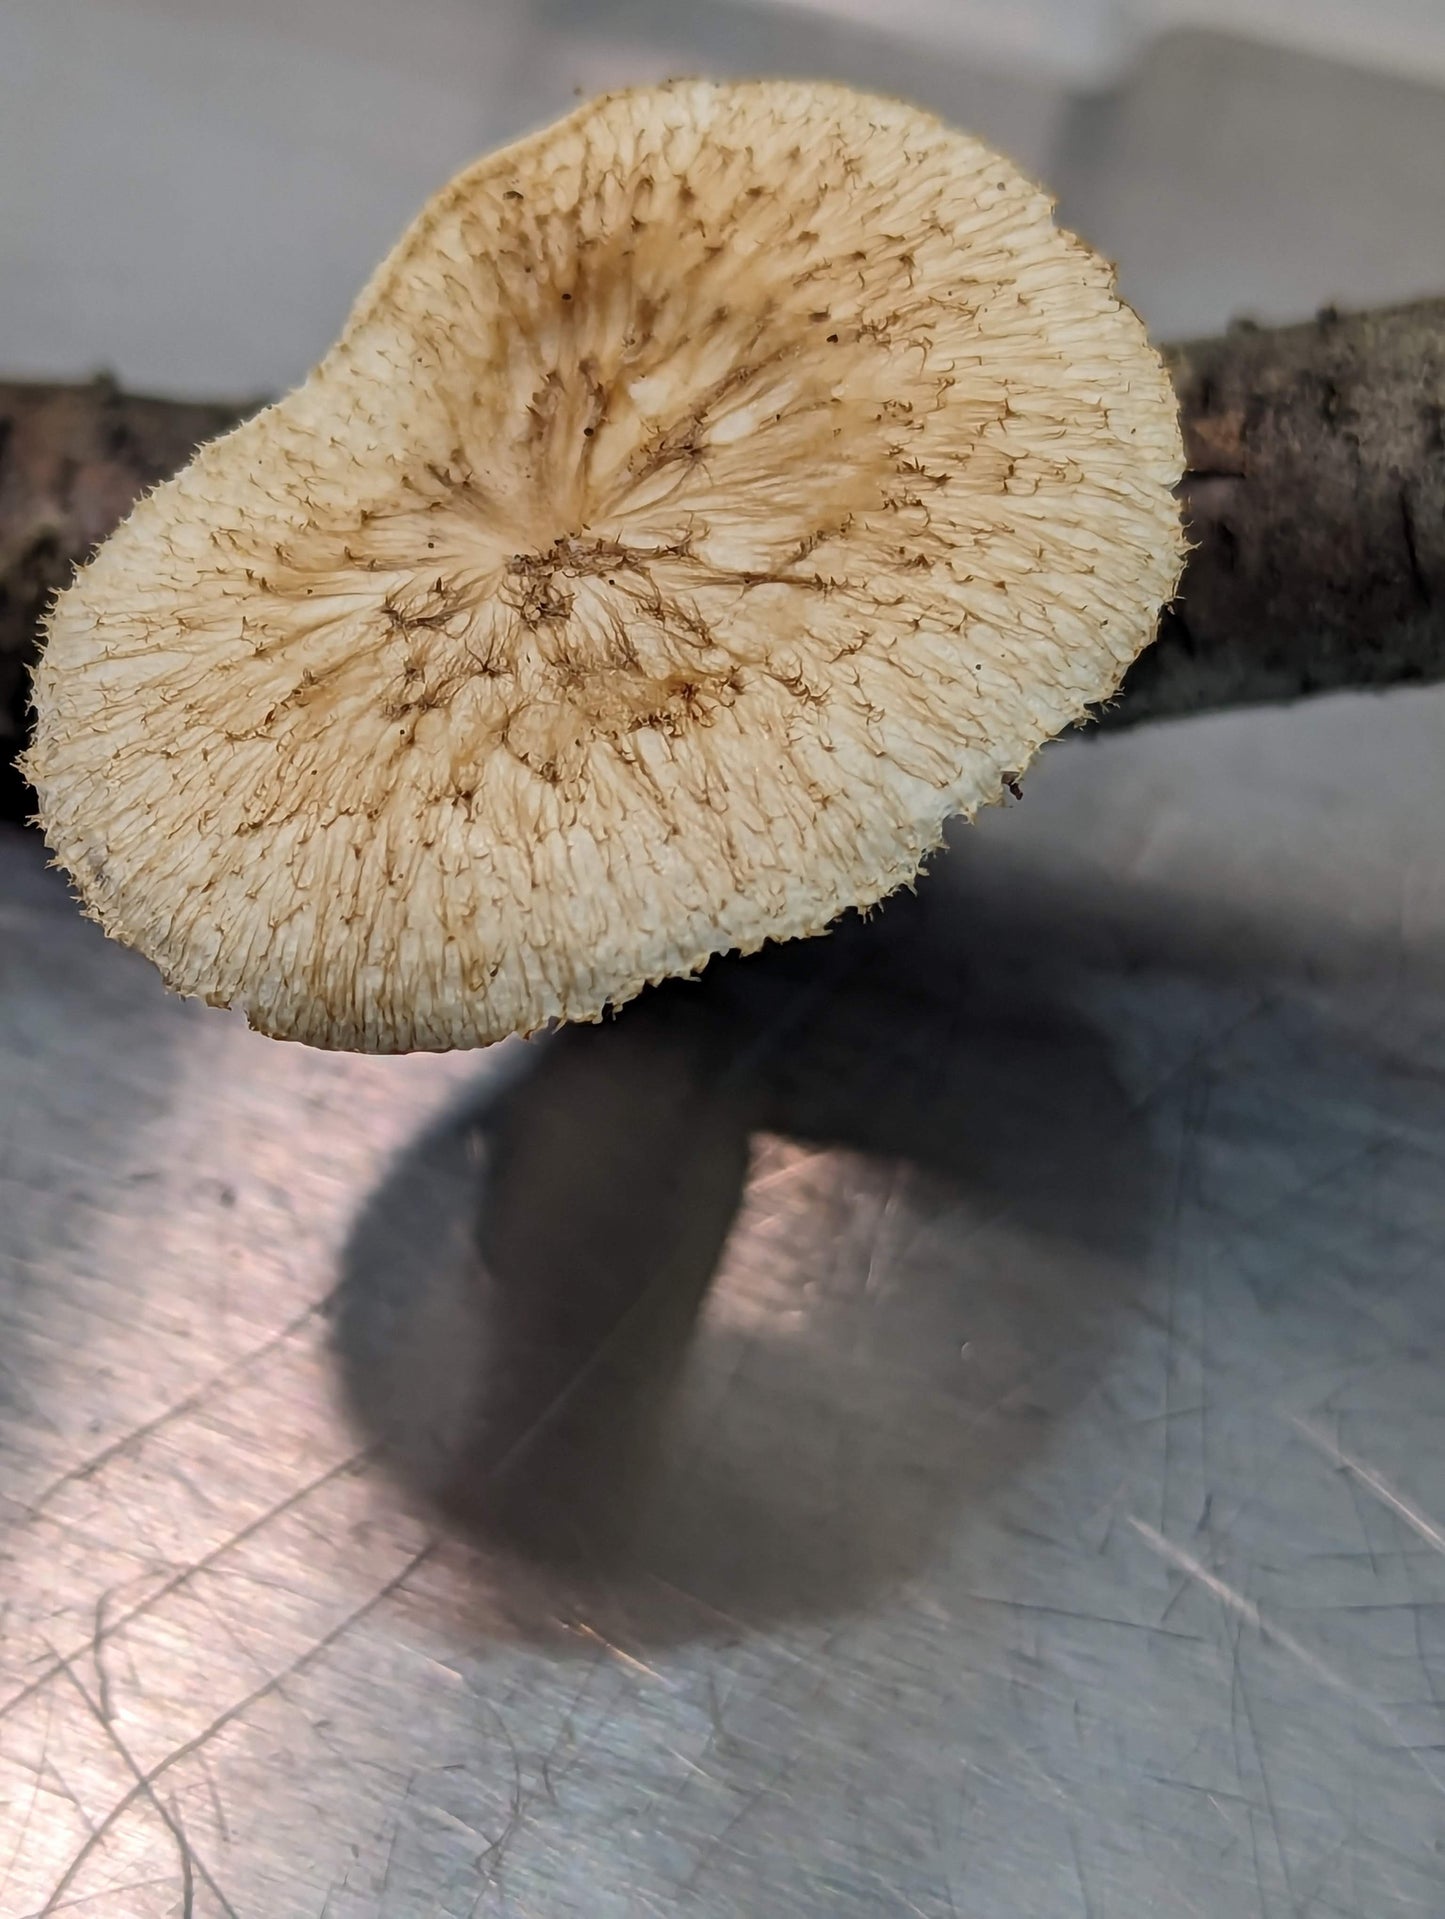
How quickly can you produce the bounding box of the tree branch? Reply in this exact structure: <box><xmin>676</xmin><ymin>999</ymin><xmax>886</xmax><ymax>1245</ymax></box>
<box><xmin>2</xmin><ymin>295</ymin><xmax>1443</xmax><ymax>819</ymax></box>
<box><xmin>0</xmin><ymin>376</ymin><xmax>253</xmax><ymax>820</ymax></box>
<box><xmin>1100</xmin><ymin>297</ymin><xmax>1445</xmax><ymax>727</ymax></box>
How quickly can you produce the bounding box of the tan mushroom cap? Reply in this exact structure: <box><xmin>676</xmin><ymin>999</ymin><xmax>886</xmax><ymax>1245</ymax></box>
<box><xmin>27</xmin><ymin>79</ymin><xmax>1184</xmax><ymax>1053</ymax></box>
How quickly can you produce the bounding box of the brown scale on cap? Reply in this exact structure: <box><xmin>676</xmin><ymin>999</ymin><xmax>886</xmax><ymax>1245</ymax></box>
<box><xmin>26</xmin><ymin>80</ymin><xmax>1184</xmax><ymax>1052</ymax></box>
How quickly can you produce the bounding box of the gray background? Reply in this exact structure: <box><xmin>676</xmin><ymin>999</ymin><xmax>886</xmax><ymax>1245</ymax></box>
<box><xmin>3</xmin><ymin>5</ymin><xmax>1445</xmax><ymax>1915</ymax></box>
<box><xmin>4</xmin><ymin>1</ymin><xmax>1445</xmax><ymax>392</ymax></box>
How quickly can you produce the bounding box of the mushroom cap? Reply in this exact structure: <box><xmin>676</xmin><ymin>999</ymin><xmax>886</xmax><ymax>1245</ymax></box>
<box><xmin>27</xmin><ymin>80</ymin><xmax>1184</xmax><ymax>1053</ymax></box>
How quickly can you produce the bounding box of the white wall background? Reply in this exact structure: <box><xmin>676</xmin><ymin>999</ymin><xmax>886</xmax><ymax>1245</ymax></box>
<box><xmin>2</xmin><ymin>0</ymin><xmax>1445</xmax><ymax>398</ymax></box>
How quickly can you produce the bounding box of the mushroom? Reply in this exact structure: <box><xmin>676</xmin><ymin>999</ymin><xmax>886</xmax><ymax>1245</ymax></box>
<box><xmin>26</xmin><ymin>79</ymin><xmax>1184</xmax><ymax>1053</ymax></box>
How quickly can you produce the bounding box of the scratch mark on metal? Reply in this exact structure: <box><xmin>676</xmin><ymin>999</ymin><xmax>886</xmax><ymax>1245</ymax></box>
<box><xmin>39</xmin><ymin>1761</ymin><xmax>98</xmax><ymax>1841</ymax></box>
<box><xmin>1128</xmin><ymin>1517</ymin><xmax>1445</xmax><ymax>1800</ymax></box>
<box><xmin>424</xmin><ymin>1802</ymin><xmax>490</xmax><ymax>1843</ymax></box>
<box><xmin>536</xmin><ymin>1648</ymin><xmax>607</xmax><ymax>1800</ymax></box>
<box><xmin>27</xmin><ymin>1876</ymin><xmax>178</xmax><ymax>1912</ymax></box>
<box><xmin>0</xmin><ymin>1685</ymin><xmax>53</xmax><ymax>1901</ymax></box>
<box><xmin>1</xmin><ymin>1445</ymin><xmax>372</xmax><ymax>1728</ymax></box>
<box><xmin>961</xmin><ymin>1591</ymin><xmax>1205</xmax><ymax>1643</ymax></box>
<box><xmin>1291</xmin><ymin>1417</ymin><xmax>1445</xmax><ymax>1558</ymax></box>
<box><xmin>1338</xmin><ymin>1460</ymin><xmax>1387</xmax><ymax>1579</ymax></box>
<box><xmin>18</xmin><ymin>1288</ymin><xmax>338</xmax><ymax>1525</ymax></box>
<box><xmin>198</xmin><ymin>1748</ymin><xmax>231</xmax><ymax>1845</ymax></box>
<box><xmin>679</xmin><ymin>1787</ymin><xmax>776</xmax><ymax>1895</ymax></box>
<box><xmin>90</xmin><ymin>1589</ymin><xmax>116</xmax><ymax>1727</ymax></box>
<box><xmin>465</xmin><ymin>1701</ymin><xmax>527</xmax><ymax>1915</ymax></box>
<box><xmin>171</xmin><ymin>1794</ymin><xmax>196</xmax><ymax>1919</ymax></box>
<box><xmin>45</xmin><ymin>1653</ymin><xmax>239</xmax><ymax>1919</ymax></box>
<box><xmin>859</xmin><ymin>1163</ymin><xmax>905</xmax><ymax>1300</ymax></box>
<box><xmin>377</xmin><ymin>1804</ymin><xmax>404</xmax><ymax>1910</ymax></box>
<box><xmin>1067</xmin><ymin>1822</ymin><xmax>1097</xmax><ymax>1919</ymax></box>
<box><xmin>1228</xmin><ymin>1614</ymin><xmax>1295</xmax><ymax>1912</ymax></box>
<box><xmin>643</xmin><ymin>1574</ymin><xmax>753</xmax><ymax>1637</ymax></box>
<box><xmin>35</xmin><ymin>1543</ymin><xmax>433</xmax><ymax>1917</ymax></box>
<box><xmin>745</xmin><ymin>1149</ymin><xmax>831</xmax><ymax>1201</ymax></box>
<box><xmin>568</xmin><ymin>1622</ymin><xmax>666</xmax><ymax>1683</ymax></box>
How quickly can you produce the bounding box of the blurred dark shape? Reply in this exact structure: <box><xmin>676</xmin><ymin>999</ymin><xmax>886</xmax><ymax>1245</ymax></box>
<box><xmin>331</xmin><ymin>883</ymin><xmax>1163</xmax><ymax>1643</ymax></box>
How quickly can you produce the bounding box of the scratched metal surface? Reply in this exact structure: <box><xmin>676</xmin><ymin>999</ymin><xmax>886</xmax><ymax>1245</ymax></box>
<box><xmin>4</xmin><ymin>682</ymin><xmax>1445</xmax><ymax>1917</ymax></box>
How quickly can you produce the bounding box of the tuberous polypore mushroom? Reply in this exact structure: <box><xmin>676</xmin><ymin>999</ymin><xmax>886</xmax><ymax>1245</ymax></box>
<box><xmin>26</xmin><ymin>80</ymin><xmax>1184</xmax><ymax>1052</ymax></box>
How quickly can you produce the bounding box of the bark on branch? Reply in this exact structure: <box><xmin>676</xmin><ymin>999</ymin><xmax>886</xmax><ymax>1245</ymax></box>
<box><xmin>0</xmin><ymin>378</ymin><xmax>253</xmax><ymax>821</ymax></box>
<box><xmin>1102</xmin><ymin>298</ymin><xmax>1445</xmax><ymax>727</ymax></box>
<box><xmin>2</xmin><ymin>295</ymin><xmax>1443</xmax><ymax>819</ymax></box>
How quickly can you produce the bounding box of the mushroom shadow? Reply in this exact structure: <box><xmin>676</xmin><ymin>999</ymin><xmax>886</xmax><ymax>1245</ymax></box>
<box><xmin>330</xmin><ymin>877</ymin><xmax>1171</xmax><ymax>1647</ymax></box>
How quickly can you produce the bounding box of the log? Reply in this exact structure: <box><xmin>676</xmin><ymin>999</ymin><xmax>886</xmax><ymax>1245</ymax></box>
<box><xmin>0</xmin><ymin>378</ymin><xmax>254</xmax><ymax>822</ymax></box>
<box><xmin>2</xmin><ymin>297</ymin><xmax>1443</xmax><ymax>819</ymax></box>
<box><xmin>1102</xmin><ymin>298</ymin><xmax>1445</xmax><ymax>727</ymax></box>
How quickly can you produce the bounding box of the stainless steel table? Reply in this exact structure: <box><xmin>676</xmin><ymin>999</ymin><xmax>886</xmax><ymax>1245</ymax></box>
<box><xmin>4</xmin><ymin>687</ymin><xmax>1445</xmax><ymax>1917</ymax></box>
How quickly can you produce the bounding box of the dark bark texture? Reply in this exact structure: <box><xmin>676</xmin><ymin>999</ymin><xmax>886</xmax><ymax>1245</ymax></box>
<box><xmin>1</xmin><ymin>297</ymin><xmax>1443</xmax><ymax>820</ymax></box>
<box><xmin>1102</xmin><ymin>298</ymin><xmax>1445</xmax><ymax>727</ymax></box>
<box><xmin>0</xmin><ymin>377</ymin><xmax>253</xmax><ymax>821</ymax></box>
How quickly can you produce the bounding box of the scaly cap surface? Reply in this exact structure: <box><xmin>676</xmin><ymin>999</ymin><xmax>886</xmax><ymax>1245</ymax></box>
<box><xmin>27</xmin><ymin>80</ymin><xmax>1184</xmax><ymax>1051</ymax></box>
